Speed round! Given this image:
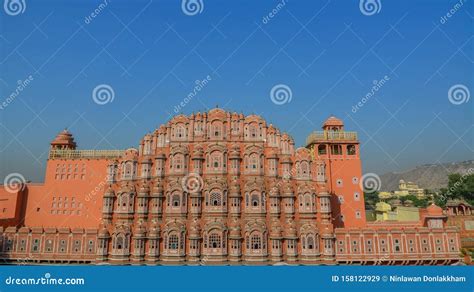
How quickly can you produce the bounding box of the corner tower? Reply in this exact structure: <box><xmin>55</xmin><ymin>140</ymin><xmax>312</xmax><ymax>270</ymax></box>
<box><xmin>306</xmin><ymin>116</ymin><xmax>366</xmax><ymax>228</ymax></box>
<box><xmin>50</xmin><ymin>129</ymin><xmax>77</xmax><ymax>150</ymax></box>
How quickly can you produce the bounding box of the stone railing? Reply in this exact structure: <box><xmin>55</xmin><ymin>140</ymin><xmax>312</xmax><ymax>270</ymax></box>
<box><xmin>48</xmin><ymin>149</ymin><xmax>124</xmax><ymax>160</ymax></box>
<box><xmin>306</xmin><ymin>131</ymin><xmax>358</xmax><ymax>145</ymax></box>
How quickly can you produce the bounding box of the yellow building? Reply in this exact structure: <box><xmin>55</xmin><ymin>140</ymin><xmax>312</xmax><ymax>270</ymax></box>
<box><xmin>375</xmin><ymin>201</ymin><xmax>421</xmax><ymax>222</ymax></box>
<box><xmin>393</xmin><ymin>179</ymin><xmax>425</xmax><ymax>198</ymax></box>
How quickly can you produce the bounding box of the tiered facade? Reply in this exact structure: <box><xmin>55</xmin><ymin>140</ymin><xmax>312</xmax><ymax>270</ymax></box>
<box><xmin>0</xmin><ymin>109</ymin><xmax>462</xmax><ymax>265</ymax></box>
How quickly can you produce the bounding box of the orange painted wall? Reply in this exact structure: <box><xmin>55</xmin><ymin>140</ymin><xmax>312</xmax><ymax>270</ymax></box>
<box><xmin>22</xmin><ymin>158</ymin><xmax>109</xmax><ymax>229</ymax></box>
<box><xmin>0</xmin><ymin>187</ymin><xmax>25</xmax><ymax>226</ymax></box>
<box><xmin>311</xmin><ymin>143</ymin><xmax>366</xmax><ymax>228</ymax></box>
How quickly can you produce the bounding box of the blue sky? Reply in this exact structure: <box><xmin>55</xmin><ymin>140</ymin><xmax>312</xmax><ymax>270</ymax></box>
<box><xmin>0</xmin><ymin>0</ymin><xmax>473</xmax><ymax>182</ymax></box>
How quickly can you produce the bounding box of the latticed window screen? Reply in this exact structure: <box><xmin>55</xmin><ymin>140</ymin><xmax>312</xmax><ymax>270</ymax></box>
<box><xmin>209</xmin><ymin>233</ymin><xmax>221</xmax><ymax>248</ymax></box>
<box><xmin>168</xmin><ymin>234</ymin><xmax>179</xmax><ymax>250</ymax></box>
<box><xmin>251</xmin><ymin>234</ymin><xmax>261</xmax><ymax>250</ymax></box>
<box><xmin>210</xmin><ymin>192</ymin><xmax>221</xmax><ymax>206</ymax></box>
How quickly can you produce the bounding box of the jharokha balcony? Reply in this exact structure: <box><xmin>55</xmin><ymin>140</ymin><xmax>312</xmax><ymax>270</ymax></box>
<box><xmin>306</xmin><ymin>131</ymin><xmax>358</xmax><ymax>146</ymax></box>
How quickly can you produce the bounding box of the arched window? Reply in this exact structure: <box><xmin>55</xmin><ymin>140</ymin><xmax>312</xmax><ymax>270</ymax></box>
<box><xmin>331</xmin><ymin>145</ymin><xmax>342</xmax><ymax>155</ymax></box>
<box><xmin>176</xmin><ymin>125</ymin><xmax>185</xmax><ymax>138</ymax></box>
<box><xmin>300</xmin><ymin>161</ymin><xmax>309</xmax><ymax>175</ymax></box>
<box><xmin>172</xmin><ymin>193</ymin><xmax>180</xmax><ymax>207</ymax></box>
<box><xmin>249</xmin><ymin>153</ymin><xmax>259</xmax><ymax>170</ymax></box>
<box><xmin>168</xmin><ymin>233</ymin><xmax>179</xmax><ymax>250</ymax></box>
<box><xmin>231</xmin><ymin>121</ymin><xmax>239</xmax><ymax>133</ymax></box>
<box><xmin>307</xmin><ymin>235</ymin><xmax>315</xmax><ymax>249</ymax></box>
<box><xmin>144</xmin><ymin>141</ymin><xmax>152</xmax><ymax>155</ymax></box>
<box><xmin>122</xmin><ymin>161</ymin><xmax>134</xmax><ymax>179</ymax></box>
<box><xmin>250</xmin><ymin>233</ymin><xmax>261</xmax><ymax>250</ymax></box>
<box><xmin>318</xmin><ymin>145</ymin><xmax>327</xmax><ymax>155</ymax></box>
<box><xmin>116</xmin><ymin>234</ymin><xmax>124</xmax><ymax>249</ymax></box>
<box><xmin>210</xmin><ymin>192</ymin><xmax>222</xmax><ymax>206</ymax></box>
<box><xmin>249</xmin><ymin>124</ymin><xmax>257</xmax><ymax>138</ymax></box>
<box><xmin>304</xmin><ymin>193</ymin><xmax>312</xmax><ymax>209</ymax></box>
<box><xmin>251</xmin><ymin>193</ymin><xmax>259</xmax><ymax>207</ymax></box>
<box><xmin>113</xmin><ymin>233</ymin><xmax>129</xmax><ymax>251</ymax></box>
<box><xmin>173</xmin><ymin>154</ymin><xmax>184</xmax><ymax>170</ymax></box>
<box><xmin>209</xmin><ymin>233</ymin><xmax>221</xmax><ymax>249</ymax></box>
<box><xmin>211</xmin><ymin>121</ymin><xmax>223</xmax><ymax>138</ymax></box>
<box><xmin>210</xmin><ymin>151</ymin><xmax>222</xmax><ymax>170</ymax></box>
<box><xmin>347</xmin><ymin>145</ymin><xmax>356</xmax><ymax>155</ymax></box>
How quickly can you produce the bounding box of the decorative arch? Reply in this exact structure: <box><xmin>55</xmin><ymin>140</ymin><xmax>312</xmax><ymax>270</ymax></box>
<box><xmin>163</xmin><ymin>221</ymin><xmax>186</xmax><ymax>255</ymax></box>
<box><xmin>300</xmin><ymin>224</ymin><xmax>319</xmax><ymax>255</ymax></box>
<box><xmin>244</xmin><ymin>221</ymin><xmax>267</xmax><ymax>254</ymax></box>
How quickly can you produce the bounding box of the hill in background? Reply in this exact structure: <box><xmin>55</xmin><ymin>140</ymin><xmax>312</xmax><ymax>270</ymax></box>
<box><xmin>379</xmin><ymin>160</ymin><xmax>474</xmax><ymax>191</ymax></box>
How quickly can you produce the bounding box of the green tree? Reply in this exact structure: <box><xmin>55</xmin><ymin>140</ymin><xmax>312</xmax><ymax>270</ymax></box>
<box><xmin>438</xmin><ymin>173</ymin><xmax>474</xmax><ymax>206</ymax></box>
<box><xmin>364</xmin><ymin>191</ymin><xmax>380</xmax><ymax>210</ymax></box>
<box><xmin>399</xmin><ymin>195</ymin><xmax>429</xmax><ymax>208</ymax></box>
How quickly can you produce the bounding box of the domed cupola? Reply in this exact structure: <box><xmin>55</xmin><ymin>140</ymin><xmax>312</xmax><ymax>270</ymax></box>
<box><xmin>50</xmin><ymin>129</ymin><xmax>77</xmax><ymax>150</ymax></box>
<box><xmin>322</xmin><ymin>116</ymin><xmax>344</xmax><ymax>131</ymax></box>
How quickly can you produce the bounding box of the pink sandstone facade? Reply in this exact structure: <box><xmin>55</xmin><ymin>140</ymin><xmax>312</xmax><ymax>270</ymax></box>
<box><xmin>0</xmin><ymin>109</ymin><xmax>462</xmax><ymax>265</ymax></box>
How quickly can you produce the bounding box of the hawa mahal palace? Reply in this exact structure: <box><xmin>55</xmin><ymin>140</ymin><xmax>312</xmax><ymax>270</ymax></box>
<box><xmin>0</xmin><ymin>108</ymin><xmax>462</xmax><ymax>265</ymax></box>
